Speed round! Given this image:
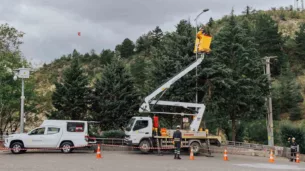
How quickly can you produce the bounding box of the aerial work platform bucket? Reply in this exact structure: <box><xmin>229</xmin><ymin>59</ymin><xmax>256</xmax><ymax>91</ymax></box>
<box><xmin>194</xmin><ymin>34</ymin><xmax>212</xmax><ymax>53</ymax></box>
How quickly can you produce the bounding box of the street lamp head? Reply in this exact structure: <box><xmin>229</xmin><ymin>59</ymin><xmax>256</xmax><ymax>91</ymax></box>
<box><xmin>203</xmin><ymin>9</ymin><xmax>209</xmax><ymax>12</ymax></box>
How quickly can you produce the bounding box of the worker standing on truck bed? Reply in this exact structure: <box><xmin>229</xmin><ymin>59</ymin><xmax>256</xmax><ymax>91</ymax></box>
<box><xmin>173</xmin><ymin>125</ymin><xmax>182</xmax><ymax>159</ymax></box>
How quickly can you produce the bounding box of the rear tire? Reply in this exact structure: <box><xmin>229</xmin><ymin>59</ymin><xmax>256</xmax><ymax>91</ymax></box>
<box><xmin>190</xmin><ymin>141</ymin><xmax>201</xmax><ymax>155</ymax></box>
<box><xmin>10</xmin><ymin>142</ymin><xmax>24</xmax><ymax>154</ymax></box>
<box><xmin>60</xmin><ymin>142</ymin><xmax>74</xmax><ymax>153</ymax></box>
<box><xmin>139</xmin><ymin>140</ymin><xmax>151</xmax><ymax>154</ymax></box>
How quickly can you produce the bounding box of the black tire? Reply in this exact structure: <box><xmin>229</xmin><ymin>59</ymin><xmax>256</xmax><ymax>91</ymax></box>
<box><xmin>139</xmin><ymin>140</ymin><xmax>151</xmax><ymax>154</ymax></box>
<box><xmin>190</xmin><ymin>141</ymin><xmax>201</xmax><ymax>155</ymax></box>
<box><xmin>21</xmin><ymin>150</ymin><xmax>27</xmax><ymax>153</ymax></box>
<box><xmin>60</xmin><ymin>142</ymin><xmax>74</xmax><ymax>153</ymax></box>
<box><xmin>10</xmin><ymin>142</ymin><xmax>24</xmax><ymax>154</ymax></box>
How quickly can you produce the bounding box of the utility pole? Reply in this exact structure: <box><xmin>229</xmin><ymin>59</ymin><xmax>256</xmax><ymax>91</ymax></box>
<box><xmin>263</xmin><ymin>56</ymin><xmax>277</xmax><ymax>147</ymax></box>
<box><xmin>302</xmin><ymin>0</ymin><xmax>304</xmax><ymax>11</ymax></box>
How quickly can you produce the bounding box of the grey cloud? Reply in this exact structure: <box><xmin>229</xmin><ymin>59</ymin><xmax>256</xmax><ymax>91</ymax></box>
<box><xmin>0</xmin><ymin>0</ymin><xmax>293</xmax><ymax>65</ymax></box>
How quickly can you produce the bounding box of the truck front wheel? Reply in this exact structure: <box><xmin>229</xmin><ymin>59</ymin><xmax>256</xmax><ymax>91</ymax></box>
<box><xmin>139</xmin><ymin>140</ymin><xmax>151</xmax><ymax>153</ymax></box>
<box><xmin>11</xmin><ymin>142</ymin><xmax>24</xmax><ymax>154</ymax></box>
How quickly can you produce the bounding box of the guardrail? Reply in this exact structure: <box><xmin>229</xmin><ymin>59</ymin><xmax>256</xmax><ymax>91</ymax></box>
<box><xmin>95</xmin><ymin>138</ymin><xmax>125</xmax><ymax>145</ymax></box>
<box><xmin>222</xmin><ymin>141</ymin><xmax>271</xmax><ymax>150</ymax></box>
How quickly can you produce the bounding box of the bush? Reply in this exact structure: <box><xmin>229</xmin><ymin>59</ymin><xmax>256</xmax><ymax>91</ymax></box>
<box><xmin>279</xmin><ymin>122</ymin><xmax>305</xmax><ymax>153</ymax></box>
<box><xmin>243</xmin><ymin>120</ymin><xmax>268</xmax><ymax>144</ymax></box>
<box><xmin>101</xmin><ymin>130</ymin><xmax>125</xmax><ymax>138</ymax></box>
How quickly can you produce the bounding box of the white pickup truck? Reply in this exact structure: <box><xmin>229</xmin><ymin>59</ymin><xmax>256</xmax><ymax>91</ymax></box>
<box><xmin>4</xmin><ymin>120</ymin><xmax>96</xmax><ymax>154</ymax></box>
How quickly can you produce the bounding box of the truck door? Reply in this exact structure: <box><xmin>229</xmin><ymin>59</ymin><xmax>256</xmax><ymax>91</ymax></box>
<box><xmin>132</xmin><ymin>119</ymin><xmax>151</xmax><ymax>144</ymax></box>
<box><xmin>44</xmin><ymin>127</ymin><xmax>62</xmax><ymax>147</ymax></box>
<box><xmin>27</xmin><ymin>127</ymin><xmax>46</xmax><ymax>148</ymax></box>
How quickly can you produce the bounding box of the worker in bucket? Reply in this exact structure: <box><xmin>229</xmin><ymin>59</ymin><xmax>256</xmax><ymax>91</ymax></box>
<box><xmin>194</xmin><ymin>26</ymin><xmax>211</xmax><ymax>54</ymax></box>
<box><xmin>288</xmin><ymin>137</ymin><xmax>298</xmax><ymax>162</ymax></box>
<box><xmin>173</xmin><ymin>125</ymin><xmax>182</xmax><ymax>159</ymax></box>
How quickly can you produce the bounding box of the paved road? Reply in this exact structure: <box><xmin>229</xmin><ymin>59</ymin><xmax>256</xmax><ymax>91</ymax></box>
<box><xmin>0</xmin><ymin>150</ymin><xmax>305</xmax><ymax>171</ymax></box>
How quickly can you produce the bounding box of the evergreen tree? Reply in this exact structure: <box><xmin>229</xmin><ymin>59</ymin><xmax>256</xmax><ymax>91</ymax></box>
<box><xmin>208</xmin><ymin>17</ymin><xmax>214</xmax><ymax>27</ymax></box>
<box><xmin>150</xmin><ymin>20</ymin><xmax>196</xmax><ymax>127</ymax></box>
<box><xmin>242</xmin><ymin>6</ymin><xmax>256</xmax><ymax>16</ymax></box>
<box><xmin>50</xmin><ymin>58</ymin><xmax>90</xmax><ymax>120</ymax></box>
<box><xmin>130</xmin><ymin>55</ymin><xmax>148</xmax><ymax>95</ymax></box>
<box><xmin>91</xmin><ymin>58</ymin><xmax>140</xmax><ymax>130</ymax></box>
<box><xmin>135</xmin><ymin>34</ymin><xmax>152</xmax><ymax>54</ymax></box>
<box><xmin>295</xmin><ymin>23</ymin><xmax>305</xmax><ymax>63</ymax></box>
<box><xmin>201</xmin><ymin>12</ymin><xmax>268</xmax><ymax>141</ymax></box>
<box><xmin>152</xmin><ymin>20</ymin><xmax>196</xmax><ymax>102</ymax></box>
<box><xmin>152</xmin><ymin>26</ymin><xmax>163</xmax><ymax>47</ymax></box>
<box><xmin>272</xmin><ymin>69</ymin><xmax>303</xmax><ymax>120</ymax></box>
<box><xmin>254</xmin><ymin>13</ymin><xmax>285</xmax><ymax>75</ymax></box>
<box><xmin>100</xmin><ymin>49</ymin><xmax>114</xmax><ymax>65</ymax></box>
<box><xmin>120</xmin><ymin>38</ymin><xmax>135</xmax><ymax>58</ymax></box>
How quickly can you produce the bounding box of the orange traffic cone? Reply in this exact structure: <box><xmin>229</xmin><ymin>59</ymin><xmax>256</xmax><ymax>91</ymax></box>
<box><xmin>223</xmin><ymin>149</ymin><xmax>228</xmax><ymax>161</ymax></box>
<box><xmin>190</xmin><ymin>147</ymin><xmax>194</xmax><ymax>160</ymax></box>
<box><xmin>96</xmin><ymin>144</ymin><xmax>102</xmax><ymax>159</ymax></box>
<box><xmin>269</xmin><ymin>150</ymin><xmax>274</xmax><ymax>163</ymax></box>
<box><xmin>296</xmin><ymin>153</ymin><xmax>300</xmax><ymax>163</ymax></box>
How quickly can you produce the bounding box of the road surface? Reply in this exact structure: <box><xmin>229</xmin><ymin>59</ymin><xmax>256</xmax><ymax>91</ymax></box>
<box><xmin>0</xmin><ymin>150</ymin><xmax>304</xmax><ymax>171</ymax></box>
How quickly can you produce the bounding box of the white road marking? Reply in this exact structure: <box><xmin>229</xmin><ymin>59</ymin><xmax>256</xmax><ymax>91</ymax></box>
<box><xmin>234</xmin><ymin>163</ymin><xmax>305</xmax><ymax>170</ymax></box>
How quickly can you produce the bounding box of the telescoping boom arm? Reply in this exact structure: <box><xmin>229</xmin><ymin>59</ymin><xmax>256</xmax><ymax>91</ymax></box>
<box><xmin>139</xmin><ymin>54</ymin><xmax>206</xmax><ymax>131</ymax></box>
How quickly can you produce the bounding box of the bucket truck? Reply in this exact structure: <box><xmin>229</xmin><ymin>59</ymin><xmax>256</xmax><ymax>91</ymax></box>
<box><xmin>124</xmin><ymin>50</ymin><xmax>222</xmax><ymax>155</ymax></box>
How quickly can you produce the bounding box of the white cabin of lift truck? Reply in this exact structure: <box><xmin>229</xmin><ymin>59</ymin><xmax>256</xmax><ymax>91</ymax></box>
<box><xmin>124</xmin><ymin>117</ymin><xmax>153</xmax><ymax>145</ymax></box>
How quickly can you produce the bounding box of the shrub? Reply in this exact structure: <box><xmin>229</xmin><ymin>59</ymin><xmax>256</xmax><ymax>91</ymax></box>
<box><xmin>101</xmin><ymin>130</ymin><xmax>125</xmax><ymax>138</ymax></box>
<box><xmin>279</xmin><ymin>122</ymin><xmax>305</xmax><ymax>153</ymax></box>
<box><xmin>243</xmin><ymin>120</ymin><xmax>268</xmax><ymax>144</ymax></box>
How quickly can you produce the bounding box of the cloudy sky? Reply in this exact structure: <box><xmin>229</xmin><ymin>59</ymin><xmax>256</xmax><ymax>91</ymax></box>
<box><xmin>0</xmin><ymin>0</ymin><xmax>294</xmax><ymax>66</ymax></box>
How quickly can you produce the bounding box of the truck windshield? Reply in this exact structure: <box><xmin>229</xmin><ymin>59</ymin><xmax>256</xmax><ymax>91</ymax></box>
<box><xmin>125</xmin><ymin>118</ymin><xmax>136</xmax><ymax>131</ymax></box>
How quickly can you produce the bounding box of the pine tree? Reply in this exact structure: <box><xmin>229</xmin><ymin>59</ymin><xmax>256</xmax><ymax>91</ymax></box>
<box><xmin>91</xmin><ymin>58</ymin><xmax>140</xmax><ymax>130</ymax></box>
<box><xmin>208</xmin><ymin>17</ymin><xmax>214</xmax><ymax>27</ymax></box>
<box><xmin>295</xmin><ymin>23</ymin><xmax>305</xmax><ymax>63</ymax></box>
<box><xmin>50</xmin><ymin>58</ymin><xmax>90</xmax><ymax>120</ymax></box>
<box><xmin>152</xmin><ymin>20</ymin><xmax>196</xmax><ymax>102</ymax></box>
<box><xmin>120</xmin><ymin>38</ymin><xmax>135</xmax><ymax>58</ymax></box>
<box><xmin>254</xmin><ymin>13</ymin><xmax>285</xmax><ymax>76</ymax></box>
<box><xmin>152</xmin><ymin>26</ymin><xmax>163</xmax><ymax>47</ymax></box>
<box><xmin>201</xmin><ymin>12</ymin><xmax>268</xmax><ymax>141</ymax></box>
<box><xmin>130</xmin><ymin>55</ymin><xmax>148</xmax><ymax>95</ymax></box>
<box><xmin>272</xmin><ymin>68</ymin><xmax>303</xmax><ymax>120</ymax></box>
<box><xmin>135</xmin><ymin>34</ymin><xmax>152</xmax><ymax>54</ymax></box>
<box><xmin>149</xmin><ymin>20</ymin><xmax>196</xmax><ymax>127</ymax></box>
<box><xmin>100</xmin><ymin>49</ymin><xmax>114</xmax><ymax>65</ymax></box>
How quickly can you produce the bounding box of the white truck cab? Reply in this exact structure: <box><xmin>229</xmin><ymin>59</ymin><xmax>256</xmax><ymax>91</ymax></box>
<box><xmin>4</xmin><ymin>120</ymin><xmax>96</xmax><ymax>154</ymax></box>
<box><xmin>124</xmin><ymin>117</ymin><xmax>153</xmax><ymax>146</ymax></box>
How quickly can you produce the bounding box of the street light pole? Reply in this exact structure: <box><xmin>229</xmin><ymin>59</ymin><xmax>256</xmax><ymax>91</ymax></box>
<box><xmin>194</xmin><ymin>9</ymin><xmax>209</xmax><ymax>108</ymax></box>
<box><xmin>20</xmin><ymin>78</ymin><xmax>25</xmax><ymax>133</ymax></box>
<box><xmin>13</xmin><ymin>67</ymin><xmax>31</xmax><ymax>133</ymax></box>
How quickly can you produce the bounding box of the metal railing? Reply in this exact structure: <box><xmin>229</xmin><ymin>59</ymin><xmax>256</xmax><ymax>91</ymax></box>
<box><xmin>95</xmin><ymin>138</ymin><xmax>125</xmax><ymax>145</ymax></box>
<box><xmin>222</xmin><ymin>141</ymin><xmax>270</xmax><ymax>150</ymax></box>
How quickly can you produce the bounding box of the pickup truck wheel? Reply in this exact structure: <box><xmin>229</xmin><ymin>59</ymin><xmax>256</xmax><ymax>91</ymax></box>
<box><xmin>61</xmin><ymin>142</ymin><xmax>73</xmax><ymax>153</ymax></box>
<box><xmin>11</xmin><ymin>142</ymin><xmax>23</xmax><ymax>154</ymax></box>
<box><xmin>190</xmin><ymin>142</ymin><xmax>201</xmax><ymax>155</ymax></box>
<box><xmin>139</xmin><ymin>140</ymin><xmax>151</xmax><ymax>153</ymax></box>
